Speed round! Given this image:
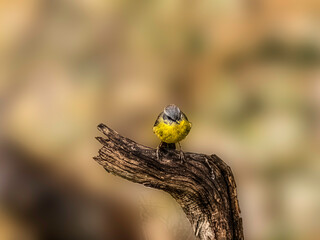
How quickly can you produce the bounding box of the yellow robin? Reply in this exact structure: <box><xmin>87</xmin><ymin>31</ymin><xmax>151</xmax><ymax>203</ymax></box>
<box><xmin>153</xmin><ymin>104</ymin><xmax>192</xmax><ymax>160</ymax></box>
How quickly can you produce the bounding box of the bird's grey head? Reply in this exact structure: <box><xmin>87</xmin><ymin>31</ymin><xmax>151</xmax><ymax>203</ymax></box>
<box><xmin>163</xmin><ymin>104</ymin><xmax>181</xmax><ymax>122</ymax></box>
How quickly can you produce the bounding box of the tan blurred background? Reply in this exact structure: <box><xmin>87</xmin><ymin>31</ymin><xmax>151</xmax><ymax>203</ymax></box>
<box><xmin>0</xmin><ymin>0</ymin><xmax>320</xmax><ymax>239</ymax></box>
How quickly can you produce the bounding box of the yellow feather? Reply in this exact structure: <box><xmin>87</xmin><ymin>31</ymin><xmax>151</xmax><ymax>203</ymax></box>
<box><xmin>153</xmin><ymin>118</ymin><xmax>192</xmax><ymax>143</ymax></box>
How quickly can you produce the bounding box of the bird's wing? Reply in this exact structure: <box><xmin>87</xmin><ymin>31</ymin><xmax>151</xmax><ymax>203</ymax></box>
<box><xmin>181</xmin><ymin>111</ymin><xmax>189</xmax><ymax>121</ymax></box>
<box><xmin>153</xmin><ymin>112</ymin><xmax>163</xmax><ymax>127</ymax></box>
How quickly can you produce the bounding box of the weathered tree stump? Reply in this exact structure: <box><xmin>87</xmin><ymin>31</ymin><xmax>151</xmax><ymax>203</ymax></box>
<box><xmin>94</xmin><ymin>124</ymin><xmax>244</xmax><ymax>240</ymax></box>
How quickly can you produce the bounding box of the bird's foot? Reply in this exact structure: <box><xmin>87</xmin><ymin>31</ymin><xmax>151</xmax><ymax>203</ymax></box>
<box><xmin>156</xmin><ymin>146</ymin><xmax>161</xmax><ymax>161</ymax></box>
<box><xmin>179</xmin><ymin>150</ymin><xmax>185</xmax><ymax>163</ymax></box>
<box><xmin>177</xmin><ymin>142</ymin><xmax>185</xmax><ymax>163</ymax></box>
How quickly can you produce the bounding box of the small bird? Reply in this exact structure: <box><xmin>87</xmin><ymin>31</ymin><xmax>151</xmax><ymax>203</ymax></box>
<box><xmin>153</xmin><ymin>104</ymin><xmax>192</xmax><ymax>160</ymax></box>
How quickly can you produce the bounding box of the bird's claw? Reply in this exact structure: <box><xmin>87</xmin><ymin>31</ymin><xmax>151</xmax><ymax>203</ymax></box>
<box><xmin>156</xmin><ymin>146</ymin><xmax>161</xmax><ymax>161</ymax></box>
<box><xmin>179</xmin><ymin>150</ymin><xmax>185</xmax><ymax>163</ymax></box>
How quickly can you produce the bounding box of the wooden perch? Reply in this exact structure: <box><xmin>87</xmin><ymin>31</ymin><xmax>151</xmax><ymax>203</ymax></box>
<box><xmin>93</xmin><ymin>124</ymin><xmax>244</xmax><ymax>240</ymax></box>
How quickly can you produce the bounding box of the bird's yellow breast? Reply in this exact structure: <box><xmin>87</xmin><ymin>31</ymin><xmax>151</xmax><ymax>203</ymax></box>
<box><xmin>153</xmin><ymin>119</ymin><xmax>192</xmax><ymax>143</ymax></box>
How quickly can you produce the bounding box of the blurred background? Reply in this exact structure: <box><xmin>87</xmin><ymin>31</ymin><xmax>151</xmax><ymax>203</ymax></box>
<box><xmin>0</xmin><ymin>0</ymin><xmax>319</xmax><ymax>239</ymax></box>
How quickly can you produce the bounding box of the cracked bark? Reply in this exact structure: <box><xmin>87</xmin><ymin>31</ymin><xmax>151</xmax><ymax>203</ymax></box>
<box><xmin>93</xmin><ymin>124</ymin><xmax>244</xmax><ymax>240</ymax></box>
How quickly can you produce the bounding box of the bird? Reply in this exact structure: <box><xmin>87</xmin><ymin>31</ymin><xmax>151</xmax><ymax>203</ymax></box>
<box><xmin>153</xmin><ymin>104</ymin><xmax>192</xmax><ymax>161</ymax></box>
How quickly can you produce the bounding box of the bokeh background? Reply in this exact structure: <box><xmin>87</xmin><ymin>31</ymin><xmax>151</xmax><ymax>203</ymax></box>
<box><xmin>1</xmin><ymin>0</ymin><xmax>319</xmax><ymax>239</ymax></box>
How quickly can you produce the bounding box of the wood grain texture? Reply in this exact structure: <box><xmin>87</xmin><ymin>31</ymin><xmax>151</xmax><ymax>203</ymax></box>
<box><xmin>94</xmin><ymin>124</ymin><xmax>244</xmax><ymax>240</ymax></box>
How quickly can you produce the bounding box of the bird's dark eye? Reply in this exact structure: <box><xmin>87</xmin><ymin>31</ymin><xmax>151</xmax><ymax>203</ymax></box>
<box><xmin>169</xmin><ymin>116</ymin><xmax>179</xmax><ymax>122</ymax></box>
<box><xmin>164</xmin><ymin>114</ymin><xmax>177</xmax><ymax>122</ymax></box>
<box><xmin>168</xmin><ymin>116</ymin><xmax>174</xmax><ymax>121</ymax></box>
